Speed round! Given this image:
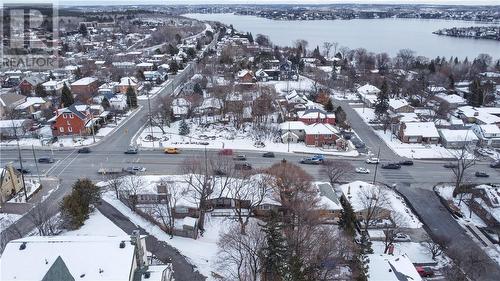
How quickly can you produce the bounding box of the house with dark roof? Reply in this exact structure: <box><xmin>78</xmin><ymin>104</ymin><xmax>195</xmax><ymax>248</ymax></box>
<box><xmin>50</xmin><ymin>104</ymin><xmax>91</xmax><ymax>136</ymax></box>
<box><xmin>298</xmin><ymin>108</ymin><xmax>336</xmax><ymax>125</ymax></box>
<box><xmin>19</xmin><ymin>76</ymin><xmax>45</xmax><ymax>96</ymax></box>
<box><xmin>0</xmin><ymin>91</ymin><xmax>26</xmax><ymax>118</ymax></box>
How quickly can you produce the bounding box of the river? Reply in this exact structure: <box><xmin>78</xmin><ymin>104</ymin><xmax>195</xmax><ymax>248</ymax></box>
<box><xmin>184</xmin><ymin>13</ymin><xmax>499</xmax><ymax>60</ymax></box>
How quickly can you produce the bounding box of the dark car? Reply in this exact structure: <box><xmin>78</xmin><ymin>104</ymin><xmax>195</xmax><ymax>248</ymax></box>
<box><xmin>381</xmin><ymin>163</ymin><xmax>401</xmax><ymax>169</ymax></box>
<box><xmin>78</xmin><ymin>147</ymin><xmax>91</xmax><ymax>153</ymax></box>
<box><xmin>38</xmin><ymin>157</ymin><xmax>54</xmax><ymax>163</ymax></box>
<box><xmin>490</xmin><ymin>161</ymin><xmax>500</xmax><ymax>168</ymax></box>
<box><xmin>444</xmin><ymin>163</ymin><xmax>458</xmax><ymax>168</ymax></box>
<box><xmin>399</xmin><ymin>160</ymin><xmax>414</xmax><ymax>166</ymax></box>
<box><xmin>16</xmin><ymin>168</ymin><xmax>30</xmax><ymax>174</ymax></box>
<box><xmin>475</xmin><ymin>171</ymin><xmax>489</xmax><ymax>178</ymax></box>
<box><xmin>300</xmin><ymin>158</ymin><xmax>322</xmax><ymax>165</ymax></box>
<box><xmin>213</xmin><ymin>169</ymin><xmax>227</xmax><ymax>176</ymax></box>
<box><xmin>124</xmin><ymin>147</ymin><xmax>138</xmax><ymax>154</ymax></box>
<box><xmin>233</xmin><ymin>155</ymin><xmax>247</xmax><ymax>161</ymax></box>
<box><xmin>262</xmin><ymin>152</ymin><xmax>275</xmax><ymax>158</ymax></box>
<box><xmin>353</xmin><ymin>141</ymin><xmax>366</xmax><ymax>149</ymax></box>
<box><xmin>234</xmin><ymin>163</ymin><xmax>252</xmax><ymax>170</ymax></box>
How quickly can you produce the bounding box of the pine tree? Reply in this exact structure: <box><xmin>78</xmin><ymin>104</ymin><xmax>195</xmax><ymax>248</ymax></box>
<box><xmin>339</xmin><ymin>197</ymin><xmax>357</xmax><ymax>236</ymax></box>
<box><xmin>61</xmin><ymin>179</ymin><xmax>101</xmax><ymax>229</ymax></box>
<box><xmin>101</xmin><ymin>97</ymin><xmax>110</xmax><ymax>109</ymax></box>
<box><xmin>193</xmin><ymin>83</ymin><xmax>203</xmax><ymax>95</ymax></box>
<box><xmin>468</xmin><ymin>78</ymin><xmax>483</xmax><ymax>107</ymax></box>
<box><xmin>324</xmin><ymin>98</ymin><xmax>334</xmax><ymax>112</ymax></box>
<box><xmin>169</xmin><ymin>60</ymin><xmax>179</xmax><ymax>74</ymax></box>
<box><xmin>262</xmin><ymin>212</ymin><xmax>288</xmax><ymax>281</ymax></box>
<box><xmin>374</xmin><ymin>81</ymin><xmax>389</xmax><ymax>118</ymax></box>
<box><xmin>126</xmin><ymin>86</ymin><xmax>137</xmax><ymax>108</ymax></box>
<box><xmin>335</xmin><ymin>106</ymin><xmax>347</xmax><ymax>127</ymax></box>
<box><xmin>178</xmin><ymin>119</ymin><xmax>190</xmax><ymax>136</ymax></box>
<box><xmin>61</xmin><ymin>84</ymin><xmax>74</xmax><ymax>107</ymax></box>
<box><xmin>360</xmin><ymin>232</ymin><xmax>373</xmax><ymax>255</ymax></box>
<box><xmin>78</xmin><ymin>23</ymin><xmax>88</xmax><ymax>37</ymax></box>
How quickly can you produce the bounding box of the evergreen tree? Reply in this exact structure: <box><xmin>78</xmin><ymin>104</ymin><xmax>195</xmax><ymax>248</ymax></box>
<box><xmin>101</xmin><ymin>97</ymin><xmax>110</xmax><ymax>109</ymax></box>
<box><xmin>60</xmin><ymin>179</ymin><xmax>101</xmax><ymax>229</ymax></box>
<box><xmin>339</xmin><ymin>197</ymin><xmax>357</xmax><ymax>236</ymax></box>
<box><xmin>360</xmin><ymin>232</ymin><xmax>373</xmax><ymax>255</ymax></box>
<box><xmin>262</xmin><ymin>211</ymin><xmax>288</xmax><ymax>281</ymax></box>
<box><xmin>126</xmin><ymin>86</ymin><xmax>137</xmax><ymax>108</ymax></box>
<box><xmin>136</xmin><ymin>69</ymin><xmax>145</xmax><ymax>81</ymax></box>
<box><xmin>374</xmin><ymin>81</ymin><xmax>389</xmax><ymax>117</ymax></box>
<box><xmin>335</xmin><ymin>106</ymin><xmax>347</xmax><ymax>127</ymax></box>
<box><xmin>35</xmin><ymin>83</ymin><xmax>47</xmax><ymax>97</ymax></box>
<box><xmin>193</xmin><ymin>83</ymin><xmax>203</xmax><ymax>95</ymax></box>
<box><xmin>61</xmin><ymin>84</ymin><xmax>74</xmax><ymax>107</ymax></box>
<box><xmin>468</xmin><ymin>78</ymin><xmax>483</xmax><ymax>107</ymax></box>
<box><xmin>78</xmin><ymin>23</ymin><xmax>88</xmax><ymax>37</ymax></box>
<box><xmin>178</xmin><ymin>119</ymin><xmax>190</xmax><ymax>136</ymax></box>
<box><xmin>287</xmin><ymin>255</ymin><xmax>306</xmax><ymax>281</ymax></box>
<box><xmin>324</xmin><ymin>97</ymin><xmax>334</xmax><ymax>112</ymax></box>
<box><xmin>169</xmin><ymin>60</ymin><xmax>179</xmax><ymax>74</ymax></box>
<box><xmin>448</xmin><ymin>74</ymin><xmax>455</xmax><ymax>90</ymax></box>
<box><xmin>428</xmin><ymin>60</ymin><xmax>436</xmax><ymax>73</ymax></box>
<box><xmin>48</xmin><ymin>71</ymin><xmax>56</xmax><ymax>80</ymax></box>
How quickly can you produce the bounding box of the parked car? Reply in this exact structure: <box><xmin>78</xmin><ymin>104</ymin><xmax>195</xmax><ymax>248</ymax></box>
<box><xmin>444</xmin><ymin>163</ymin><xmax>458</xmax><ymax>168</ymax></box>
<box><xmin>490</xmin><ymin>161</ymin><xmax>500</xmax><ymax>168</ymax></box>
<box><xmin>16</xmin><ymin>168</ymin><xmax>30</xmax><ymax>174</ymax></box>
<box><xmin>218</xmin><ymin>149</ymin><xmax>234</xmax><ymax>156</ymax></box>
<box><xmin>124</xmin><ymin>166</ymin><xmax>146</xmax><ymax>174</ymax></box>
<box><xmin>352</xmin><ymin>140</ymin><xmax>366</xmax><ymax>149</ymax></box>
<box><xmin>393</xmin><ymin>233</ymin><xmax>411</xmax><ymax>242</ymax></box>
<box><xmin>164</xmin><ymin>147</ymin><xmax>179</xmax><ymax>154</ymax></box>
<box><xmin>300</xmin><ymin>158</ymin><xmax>322</xmax><ymax>165</ymax></box>
<box><xmin>365</xmin><ymin>158</ymin><xmax>380</xmax><ymax>164</ymax></box>
<box><xmin>416</xmin><ymin>266</ymin><xmax>434</xmax><ymax>278</ymax></box>
<box><xmin>77</xmin><ymin>147</ymin><xmax>91</xmax><ymax>153</ymax></box>
<box><xmin>399</xmin><ymin>160</ymin><xmax>414</xmax><ymax>166</ymax></box>
<box><xmin>254</xmin><ymin>141</ymin><xmax>265</xmax><ymax>148</ymax></box>
<box><xmin>262</xmin><ymin>152</ymin><xmax>275</xmax><ymax>158</ymax></box>
<box><xmin>475</xmin><ymin>171</ymin><xmax>489</xmax><ymax>178</ymax></box>
<box><xmin>381</xmin><ymin>163</ymin><xmax>401</xmax><ymax>169</ymax></box>
<box><xmin>124</xmin><ymin>147</ymin><xmax>138</xmax><ymax>154</ymax></box>
<box><xmin>355</xmin><ymin>167</ymin><xmax>370</xmax><ymax>174</ymax></box>
<box><xmin>311</xmin><ymin>154</ymin><xmax>325</xmax><ymax>162</ymax></box>
<box><xmin>213</xmin><ymin>169</ymin><xmax>227</xmax><ymax>176</ymax></box>
<box><xmin>233</xmin><ymin>155</ymin><xmax>247</xmax><ymax>161</ymax></box>
<box><xmin>234</xmin><ymin>163</ymin><xmax>252</xmax><ymax>170</ymax></box>
<box><xmin>38</xmin><ymin>157</ymin><xmax>54</xmax><ymax>163</ymax></box>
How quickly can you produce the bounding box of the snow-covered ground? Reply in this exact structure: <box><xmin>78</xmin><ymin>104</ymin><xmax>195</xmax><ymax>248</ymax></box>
<box><xmin>0</xmin><ymin>214</ymin><xmax>22</xmax><ymax>234</ymax></box>
<box><xmin>260</xmin><ymin>76</ymin><xmax>315</xmax><ymax>94</ymax></box>
<box><xmin>8</xmin><ymin>179</ymin><xmax>41</xmax><ymax>203</ymax></box>
<box><xmin>136</xmin><ymin>120</ymin><xmax>359</xmax><ymax>156</ymax></box>
<box><xmin>103</xmin><ymin>192</ymin><xmax>230</xmax><ymax>280</ymax></box>
<box><xmin>372</xmin><ymin>241</ymin><xmax>439</xmax><ymax>265</ymax></box>
<box><xmin>62</xmin><ymin>209</ymin><xmax>126</xmax><ymax>237</ymax></box>
<box><xmin>353</xmin><ymin>107</ymin><xmax>377</xmax><ymax>123</ymax></box>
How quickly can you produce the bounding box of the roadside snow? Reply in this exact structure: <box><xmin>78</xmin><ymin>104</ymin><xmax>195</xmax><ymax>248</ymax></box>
<box><xmin>0</xmin><ymin>214</ymin><xmax>22</xmax><ymax>234</ymax></box>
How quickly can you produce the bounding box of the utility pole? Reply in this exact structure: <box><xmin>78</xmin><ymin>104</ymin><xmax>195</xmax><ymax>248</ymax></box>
<box><xmin>11</xmin><ymin>119</ymin><xmax>28</xmax><ymax>202</ymax></box>
<box><xmin>90</xmin><ymin>112</ymin><xmax>96</xmax><ymax>143</ymax></box>
<box><xmin>372</xmin><ymin>146</ymin><xmax>381</xmax><ymax>185</ymax></box>
<box><xmin>287</xmin><ymin>121</ymin><xmax>291</xmax><ymax>153</ymax></box>
<box><xmin>147</xmin><ymin>92</ymin><xmax>154</xmax><ymax>148</ymax></box>
<box><xmin>31</xmin><ymin>144</ymin><xmax>42</xmax><ymax>185</ymax></box>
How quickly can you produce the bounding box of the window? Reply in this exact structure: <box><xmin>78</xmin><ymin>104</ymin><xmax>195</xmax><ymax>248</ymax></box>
<box><xmin>69</xmin><ymin>114</ymin><xmax>74</xmax><ymax>119</ymax></box>
<box><xmin>68</xmin><ymin>127</ymin><xmax>73</xmax><ymax>132</ymax></box>
<box><xmin>59</xmin><ymin>127</ymin><xmax>64</xmax><ymax>133</ymax></box>
<box><xmin>62</xmin><ymin>114</ymin><xmax>67</xmax><ymax>119</ymax></box>
<box><xmin>66</xmin><ymin>121</ymin><xmax>70</xmax><ymax>126</ymax></box>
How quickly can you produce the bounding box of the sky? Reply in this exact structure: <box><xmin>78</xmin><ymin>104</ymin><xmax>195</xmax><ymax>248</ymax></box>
<box><xmin>53</xmin><ymin>0</ymin><xmax>500</xmax><ymax>6</ymax></box>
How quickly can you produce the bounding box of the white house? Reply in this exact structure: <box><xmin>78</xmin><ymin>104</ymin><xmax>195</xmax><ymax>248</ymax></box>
<box><xmin>357</xmin><ymin>84</ymin><xmax>380</xmax><ymax>107</ymax></box>
<box><xmin>0</xmin><ymin>235</ymin><xmax>173</xmax><ymax>281</ymax></box>
<box><xmin>109</xmin><ymin>94</ymin><xmax>128</xmax><ymax>111</ymax></box>
<box><xmin>438</xmin><ymin>129</ymin><xmax>479</xmax><ymax>148</ymax></box>
<box><xmin>367</xmin><ymin>254</ymin><xmax>422</xmax><ymax>281</ymax></box>
<box><xmin>472</xmin><ymin>124</ymin><xmax>500</xmax><ymax>147</ymax></box>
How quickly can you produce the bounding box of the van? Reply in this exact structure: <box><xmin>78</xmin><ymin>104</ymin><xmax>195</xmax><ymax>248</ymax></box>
<box><xmin>164</xmin><ymin>147</ymin><xmax>179</xmax><ymax>154</ymax></box>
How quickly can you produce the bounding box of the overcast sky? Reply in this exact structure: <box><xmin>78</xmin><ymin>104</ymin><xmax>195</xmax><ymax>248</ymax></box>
<box><xmin>55</xmin><ymin>0</ymin><xmax>500</xmax><ymax>6</ymax></box>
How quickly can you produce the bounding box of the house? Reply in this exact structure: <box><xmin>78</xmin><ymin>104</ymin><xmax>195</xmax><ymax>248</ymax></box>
<box><xmin>398</xmin><ymin>122</ymin><xmax>440</xmax><ymax>144</ymax></box>
<box><xmin>472</xmin><ymin>124</ymin><xmax>500</xmax><ymax>147</ymax></box>
<box><xmin>236</xmin><ymin>69</ymin><xmax>255</xmax><ymax>84</ymax></box>
<box><xmin>367</xmin><ymin>254</ymin><xmax>422</xmax><ymax>281</ymax></box>
<box><xmin>19</xmin><ymin>76</ymin><xmax>45</xmax><ymax>95</ymax></box>
<box><xmin>15</xmin><ymin>97</ymin><xmax>50</xmax><ymax>119</ymax></box>
<box><xmin>0</xmin><ymin>119</ymin><xmax>31</xmax><ymax>139</ymax></box>
<box><xmin>340</xmin><ymin>181</ymin><xmax>393</xmax><ymax>223</ymax></box>
<box><xmin>0</xmin><ymin>235</ymin><xmax>174</xmax><ymax>281</ymax></box>
<box><xmin>255</xmin><ymin>69</ymin><xmax>270</xmax><ymax>81</ymax></box>
<box><xmin>71</xmin><ymin>77</ymin><xmax>99</xmax><ymax>102</ymax></box>
<box><xmin>439</xmin><ymin>129</ymin><xmax>478</xmax><ymax>148</ymax></box>
<box><xmin>357</xmin><ymin>84</ymin><xmax>380</xmax><ymax>108</ymax></box>
<box><xmin>42</xmin><ymin>80</ymin><xmax>67</xmax><ymax>95</ymax></box>
<box><xmin>316</xmin><ymin>183</ymin><xmax>343</xmax><ymax>221</ymax></box>
<box><xmin>0</xmin><ymin>163</ymin><xmax>23</xmax><ymax>204</ymax></box>
<box><xmin>304</xmin><ymin>123</ymin><xmax>340</xmax><ymax>147</ymax></box>
<box><xmin>144</xmin><ymin>71</ymin><xmax>167</xmax><ymax>83</ymax></box>
<box><xmin>172</xmin><ymin>98</ymin><xmax>190</xmax><ymax>118</ymax></box>
<box><xmin>109</xmin><ymin>94</ymin><xmax>128</xmax><ymax>112</ymax></box>
<box><xmin>457</xmin><ymin>106</ymin><xmax>500</xmax><ymax>125</ymax></box>
<box><xmin>298</xmin><ymin>108</ymin><xmax>336</xmax><ymax>125</ymax></box>
<box><xmin>388</xmin><ymin>99</ymin><xmax>414</xmax><ymax>113</ymax></box>
<box><xmin>285</xmin><ymin>90</ymin><xmax>308</xmax><ymax>105</ymax></box>
<box><xmin>279</xmin><ymin>121</ymin><xmax>307</xmax><ymax>142</ymax></box>
<box><xmin>468</xmin><ymin>184</ymin><xmax>500</xmax><ymax>227</ymax></box>
<box><xmin>0</xmin><ymin>92</ymin><xmax>26</xmax><ymax>118</ymax></box>
<box><xmin>118</xmin><ymin>77</ymin><xmax>138</xmax><ymax>94</ymax></box>
<box><xmin>434</xmin><ymin>93</ymin><xmax>467</xmax><ymax>109</ymax></box>
<box><xmin>50</xmin><ymin>105</ymin><xmax>91</xmax><ymax>136</ymax></box>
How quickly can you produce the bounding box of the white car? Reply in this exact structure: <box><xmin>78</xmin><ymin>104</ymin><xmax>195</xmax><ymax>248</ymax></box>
<box><xmin>365</xmin><ymin>158</ymin><xmax>380</xmax><ymax>164</ymax></box>
<box><xmin>355</xmin><ymin>167</ymin><xmax>370</xmax><ymax>174</ymax></box>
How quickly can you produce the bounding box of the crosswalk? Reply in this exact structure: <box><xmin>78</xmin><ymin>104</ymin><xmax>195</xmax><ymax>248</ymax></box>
<box><xmin>378</xmin><ymin>169</ymin><xmax>414</xmax><ymax>183</ymax></box>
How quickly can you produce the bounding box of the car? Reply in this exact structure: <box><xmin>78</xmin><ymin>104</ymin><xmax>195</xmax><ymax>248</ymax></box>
<box><xmin>164</xmin><ymin>147</ymin><xmax>179</xmax><ymax>154</ymax></box>
<box><xmin>355</xmin><ymin>167</ymin><xmax>370</xmax><ymax>174</ymax></box>
<box><xmin>416</xmin><ymin>266</ymin><xmax>434</xmax><ymax>278</ymax></box>
<box><xmin>218</xmin><ymin>149</ymin><xmax>234</xmax><ymax>156</ymax></box>
<box><xmin>399</xmin><ymin>160</ymin><xmax>414</xmax><ymax>166</ymax></box>
<box><xmin>311</xmin><ymin>154</ymin><xmax>325</xmax><ymax>162</ymax></box>
<box><xmin>300</xmin><ymin>158</ymin><xmax>322</xmax><ymax>165</ymax></box>
<box><xmin>475</xmin><ymin>171</ymin><xmax>489</xmax><ymax>177</ymax></box>
<box><xmin>477</xmin><ymin>148</ymin><xmax>490</xmax><ymax>157</ymax></box>
<box><xmin>365</xmin><ymin>158</ymin><xmax>380</xmax><ymax>164</ymax></box>
<box><xmin>16</xmin><ymin>168</ymin><xmax>31</xmax><ymax>174</ymax></box>
<box><xmin>124</xmin><ymin>166</ymin><xmax>146</xmax><ymax>174</ymax></box>
<box><xmin>353</xmin><ymin>141</ymin><xmax>366</xmax><ymax>149</ymax></box>
<box><xmin>213</xmin><ymin>169</ymin><xmax>227</xmax><ymax>176</ymax></box>
<box><xmin>381</xmin><ymin>163</ymin><xmax>401</xmax><ymax>169</ymax></box>
<box><xmin>393</xmin><ymin>233</ymin><xmax>411</xmax><ymax>242</ymax></box>
<box><xmin>233</xmin><ymin>155</ymin><xmax>247</xmax><ymax>161</ymax></box>
<box><xmin>254</xmin><ymin>141</ymin><xmax>265</xmax><ymax>148</ymax></box>
<box><xmin>77</xmin><ymin>147</ymin><xmax>91</xmax><ymax>153</ymax></box>
<box><xmin>490</xmin><ymin>161</ymin><xmax>500</xmax><ymax>168</ymax></box>
<box><xmin>444</xmin><ymin>163</ymin><xmax>458</xmax><ymax>168</ymax></box>
<box><xmin>38</xmin><ymin>157</ymin><xmax>54</xmax><ymax>163</ymax></box>
<box><xmin>234</xmin><ymin>163</ymin><xmax>252</xmax><ymax>170</ymax></box>
<box><xmin>262</xmin><ymin>152</ymin><xmax>275</xmax><ymax>158</ymax></box>
<box><xmin>124</xmin><ymin>147</ymin><xmax>138</xmax><ymax>154</ymax></box>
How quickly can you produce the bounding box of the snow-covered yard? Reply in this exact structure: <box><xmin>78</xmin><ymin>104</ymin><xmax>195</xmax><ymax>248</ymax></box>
<box><xmin>372</xmin><ymin>241</ymin><xmax>439</xmax><ymax>265</ymax></box>
<box><xmin>8</xmin><ymin>178</ymin><xmax>41</xmax><ymax>203</ymax></box>
<box><xmin>0</xmin><ymin>214</ymin><xmax>22</xmax><ymax>234</ymax></box>
<box><xmin>62</xmin><ymin>209</ymin><xmax>126</xmax><ymax>237</ymax></box>
<box><xmin>136</xmin><ymin>121</ymin><xmax>359</xmax><ymax>156</ymax></box>
<box><xmin>260</xmin><ymin>76</ymin><xmax>315</xmax><ymax>94</ymax></box>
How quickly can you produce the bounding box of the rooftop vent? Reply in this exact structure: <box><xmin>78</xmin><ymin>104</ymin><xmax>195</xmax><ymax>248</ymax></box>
<box><xmin>119</xmin><ymin>241</ymin><xmax>126</xmax><ymax>248</ymax></box>
<box><xmin>144</xmin><ymin>272</ymin><xmax>151</xmax><ymax>279</ymax></box>
<box><xmin>19</xmin><ymin>242</ymin><xmax>26</xmax><ymax>250</ymax></box>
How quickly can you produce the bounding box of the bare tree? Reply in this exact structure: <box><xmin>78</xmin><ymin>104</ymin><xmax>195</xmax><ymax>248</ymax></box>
<box><xmin>448</xmin><ymin>145</ymin><xmax>477</xmax><ymax>205</ymax></box>
<box><xmin>120</xmin><ymin>175</ymin><xmax>145</xmax><ymax>211</ymax></box>
<box><xmin>322</xmin><ymin>42</ymin><xmax>333</xmax><ymax>58</ymax></box>
<box><xmin>321</xmin><ymin>160</ymin><xmax>353</xmax><ymax>186</ymax></box>
<box><xmin>106</xmin><ymin>173</ymin><xmax>123</xmax><ymax>199</ymax></box>
<box><xmin>357</xmin><ymin>185</ymin><xmax>390</xmax><ymax>234</ymax></box>
<box><xmin>423</xmin><ymin>235</ymin><xmax>449</xmax><ymax>260</ymax></box>
<box><xmin>217</xmin><ymin>220</ymin><xmax>265</xmax><ymax>281</ymax></box>
<box><xmin>28</xmin><ymin>201</ymin><xmax>60</xmax><ymax>236</ymax></box>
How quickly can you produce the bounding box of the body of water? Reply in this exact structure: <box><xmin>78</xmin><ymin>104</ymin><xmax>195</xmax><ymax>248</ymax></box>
<box><xmin>184</xmin><ymin>13</ymin><xmax>499</xmax><ymax>60</ymax></box>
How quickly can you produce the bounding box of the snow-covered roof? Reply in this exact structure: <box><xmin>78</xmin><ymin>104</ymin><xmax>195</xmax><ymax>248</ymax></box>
<box><xmin>388</xmin><ymin>99</ymin><xmax>410</xmax><ymax>110</ymax></box>
<box><xmin>298</xmin><ymin>108</ymin><xmax>335</xmax><ymax>120</ymax></box>
<box><xmin>71</xmin><ymin>77</ymin><xmax>97</xmax><ymax>86</ymax></box>
<box><xmin>477</xmin><ymin>124</ymin><xmax>500</xmax><ymax>135</ymax></box>
<box><xmin>439</xmin><ymin>129</ymin><xmax>478</xmax><ymax>142</ymax></box>
<box><xmin>279</xmin><ymin>121</ymin><xmax>306</xmax><ymax>131</ymax></box>
<box><xmin>435</xmin><ymin>93</ymin><xmax>466</xmax><ymax>104</ymax></box>
<box><xmin>236</xmin><ymin>69</ymin><xmax>253</xmax><ymax>78</ymax></box>
<box><xmin>0</xmin><ymin>119</ymin><xmax>27</xmax><ymax>128</ymax></box>
<box><xmin>119</xmin><ymin>76</ymin><xmax>137</xmax><ymax>87</ymax></box>
<box><xmin>398</xmin><ymin>113</ymin><xmax>419</xmax><ymax>123</ymax></box>
<box><xmin>15</xmin><ymin>97</ymin><xmax>46</xmax><ymax>110</ymax></box>
<box><xmin>304</xmin><ymin>123</ymin><xmax>339</xmax><ymax>135</ymax></box>
<box><xmin>357</xmin><ymin>84</ymin><xmax>380</xmax><ymax>95</ymax></box>
<box><xmin>402</xmin><ymin>122</ymin><xmax>439</xmax><ymax>138</ymax></box>
<box><xmin>136</xmin><ymin>62</ymin><xmax>154</xmax><ymax>67</ymax></box>
<box><xmin>428</xmin><ymin>86</ymin><xmax>447</xmax><ymax>93</ymax></box>
<box><xmin>316</xmin><ymin>182</ymin><xmax>342</xmax><ymax>211</ymax></box>
<box><xmin>367</xmin><ymin>254</ymin><xmax>422</xmax><ymax>281</ymax></box>
<box><xmin>1</xmin><ymin>236</ymin><xmax>137</xmax><ymax>281</ymax></box>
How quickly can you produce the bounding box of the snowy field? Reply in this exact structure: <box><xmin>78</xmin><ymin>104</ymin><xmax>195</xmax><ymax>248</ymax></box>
<box><xmin>136</xmin><ymin>121</ymin><xmax>359</xmax><ymax>156</ymax></box>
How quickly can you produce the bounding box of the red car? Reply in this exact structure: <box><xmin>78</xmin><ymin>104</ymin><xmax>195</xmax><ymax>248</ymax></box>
<box><xmin>218</xmin><ymin>149</ymin><xmax>234</xmax><ymax>156</ymax></box>
<box><xmin>416</xmin><ymin>266</ymin><xmax>434</xmax><ymax>277</ymax></box>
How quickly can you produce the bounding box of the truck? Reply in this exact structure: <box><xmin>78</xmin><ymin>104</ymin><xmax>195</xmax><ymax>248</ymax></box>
<box><xmin>97</xmin><ymin>168</ymin><xmax>123</xmax><ymax>175</ymax></box>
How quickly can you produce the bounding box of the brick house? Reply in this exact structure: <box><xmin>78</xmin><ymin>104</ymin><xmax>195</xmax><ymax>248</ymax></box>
<box><xmin>236</xmin><ymin>70</ymin><xmax>255</xmax><ymax>84</ymax></box>
<box><xmin>388</xmin><ymin>99</ymin><xmax>414</xmax><ymax>113</ymax></box>
<box><xmin>298</xmin><ymin>108</ymin><xmax>336</xmax><ymax>125</ymax></box>
<box><xmin>70</xmin><ymin>77</ymin><xmax>99</xmax><ymax>102</ymax></box>
<box><xmin>50</xmin><ymin>105</ymin><xmax>91</xmax><ymax>136</ymax></box>
<box><xmin>304</xmin><ymin>123</ymin><xmax>340</xmax><ymax>147</ymax></box>
<box><xmin>398</xmin><ymin>122</ymin><xmax>440</xmax><ymax>144</ymax></box>
<box><xmin>19</xmin><ymin>76</ymin><xmax>45</xmax><ymax>96</ymax></box>
<box><xmin>117</xmin><ymin>77</ymin><xmax>138</xmax><ymax>94</ymax></box>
